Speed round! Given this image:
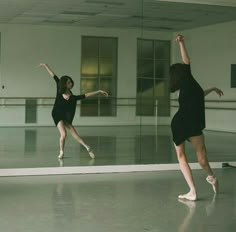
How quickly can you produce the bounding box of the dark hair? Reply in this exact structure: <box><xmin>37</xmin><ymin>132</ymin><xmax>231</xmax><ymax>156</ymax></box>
<box><xmin>169</xmin><ymin>63</ymin><xmax>189</xmax><ymax>92</ymax></box>
<box><xmin>58</xmin><ymin>76</ymin><xmax>74</xmax><ymax>94</ymax></box>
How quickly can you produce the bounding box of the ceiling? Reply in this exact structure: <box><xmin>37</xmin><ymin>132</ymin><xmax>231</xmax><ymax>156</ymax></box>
<box><xmin>0</xmin><ymin>0</ymin><xmax>236</xmax><ymax>31</ymax></box>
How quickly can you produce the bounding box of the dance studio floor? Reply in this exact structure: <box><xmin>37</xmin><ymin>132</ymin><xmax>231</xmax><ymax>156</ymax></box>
<box><xmin>0</xmin><ymin>125</ymin><xmax>235</xmax><ymax>169</ymax></box>
<box><xmin>0</xmin><ymin>170</ymin><xmax>235</xmax><ymax>232</ymax></box>
<box><xmin>0</xmin><ymin>126</ymin><xmax>235</xmax><ymax>231</ymax></box>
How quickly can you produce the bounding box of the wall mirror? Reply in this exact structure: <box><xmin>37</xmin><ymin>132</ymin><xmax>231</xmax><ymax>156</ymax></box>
<box><xmin>0</xmin><ymin>0</ymin><xmax>235</xmax><ymax>175</ymax></box>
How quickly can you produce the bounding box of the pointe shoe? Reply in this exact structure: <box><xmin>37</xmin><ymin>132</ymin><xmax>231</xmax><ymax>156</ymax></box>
<box><xmin>87</xmin><ymin>147</ymin><xmax>95</xmax><ymax>159</ymax></box>
<box><xmin>178</xmin><ymin>192</ymin><xmax>197</xmax><ymax>201</ymax></box>
<box><xmin>58</xmin><ymin>151</ymin><xmax>64</xmax><ymax>159</ymax></box>
<box><xmin>206</xmin><ymin>176</ymin><xmax>219</xmax><ymax>193</ymax></box>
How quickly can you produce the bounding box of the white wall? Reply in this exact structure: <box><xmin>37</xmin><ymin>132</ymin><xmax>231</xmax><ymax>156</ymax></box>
<box><xmin>0</xmin><ymin>24</ymin><xmax>172</xmax><ymax>126</ymax></box>
<box><xmin>171</xmin><ymin>20</ymin><xmax>236</xmax><ymax>132</ymax></box>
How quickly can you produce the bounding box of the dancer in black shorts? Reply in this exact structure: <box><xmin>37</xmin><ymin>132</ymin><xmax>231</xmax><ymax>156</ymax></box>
<box><xmin>170</xmin><ymin>35</ymin><xmax>223</xmax><ymax>201</ymax></box>
<box><xmin>39</xmin><ymin>63</ymin><xmax>108</xmax><ymax>159</ymax></box>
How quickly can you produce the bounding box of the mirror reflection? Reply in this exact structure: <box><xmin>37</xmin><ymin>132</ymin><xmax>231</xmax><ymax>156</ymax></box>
<box><xmin>0</xmin><ymin>0</ymin><xmax>235</xmax><ymax>170</ymax></box>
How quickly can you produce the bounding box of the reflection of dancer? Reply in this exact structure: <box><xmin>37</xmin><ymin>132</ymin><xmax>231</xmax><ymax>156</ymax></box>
<box><xmin>52</xmin><ymin>183</ymin><xmax>76</xmax><ymax>231</ymax></box>
<box><xmin>178</xmin><ymin>199</ymin><xmax>196</xmax><ymax>232</ymax></box>
<box><xmin>39</xmin><ymin>63</ymin><xmax>108</xmax><ymax>159</ymax></box>
<box><xmin>170</xmin><ymin>35</ymin><xmax>223</xmax><ymax>201</ymax></box>
<box><xmin>205</xmin><ymin>193</ymin><xmax>216</xmax><ymax>216</ymax></box>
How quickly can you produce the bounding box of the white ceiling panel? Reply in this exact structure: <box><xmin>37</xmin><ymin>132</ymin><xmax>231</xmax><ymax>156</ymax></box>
<box><xmin>0</xmin><ymin>0</ymin><xmax>234</xmax><ymax>31</ymax></box>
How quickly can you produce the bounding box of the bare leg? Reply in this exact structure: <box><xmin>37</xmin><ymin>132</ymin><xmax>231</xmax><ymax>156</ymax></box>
<box><xmin>57</xmin><ymin>121</ymin><xmax>67</xmax><ymax>159</ymax></box>
<box><xmin>189</xmin><ymin>134</ymin><xmax>213</xmax><ymax>175</ymax></box>
<box><xmin>66</xmin><ymin>124</ymin><xmax>95</xmax><ymax>159</ymax></box>
<box><xmin>174</xmin><ymin>142</ymin><xmax>197</xmax><ymax>201</ymax></box>
<box><xmin>189</xmin><ymin>134</ymin><xmax>218</xmax><ymax>193</ymax></box>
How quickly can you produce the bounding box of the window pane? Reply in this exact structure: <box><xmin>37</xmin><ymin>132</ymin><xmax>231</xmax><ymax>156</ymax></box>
<box><xmin>81</xmin><ymin>57</ymin><xmax>98</xmax><ymax>76</ymax></box>
<box><xmin>82</xmin><ymin>37</ymin><xmax>99</xmax><ymax>57</ymax></box>
<box><xmin>81</xmin><ymin>78</ymin><xmax>98</xmax><ymax>93</ymax></box>
<box><xmin>137</xmin><ymin>59</ymin><xmax>154</xmax><ymax>77</ymax></box>
<box><xmin>155</xmin><ymin>60</ymin><xmax>170</xmax><ymax>79</ymax></box>
<box><xmin>136</xmin><ymin>98</ymin><xmax>155</xmax><ymax>116</ymax></box>
<box><xmin>100</xmin><ymin>98</ymin><xmax>116</xmax><ymax>116</ymax></box>
<box><xmin>100</xmin><ymin>78</ymin><xmax>112</xmax><ymax>95</ymax></box>
<box><xmin>154</xmin><ymin>80</ymin><xmax>169</xmax><ymax>98</ymax></box>
<box><xmin>155</xmin><ymin>41</ymin><xmax>170</xmax><ymax>59</ymax></box>
<box><xmin>99</xmin><ymin>58</ymin><xmax>113</xmax><ymax>76</ymax></box>
<box><xmin>157</xmin><ymin>97</ymin><xmax>170</xmax><ymax>116</ymax></box>
<box><xmin>137</xmin><ymin>78</ymin><xmax>154</xmax><ymax>95</ymax></box>
<box><xmin>154</xmin><ymin>80</ymin><xmax>170</xmax><ymax>116</ymax></box>
<box><xmin>81</xmin><ymin>99</ymin><xmax>98</xmax><ymax>116</ymax></box>
<box><xmin>100</xmin><ymin>38</ymin><xmax>116</xmax><ymax>58</ymax></box>
<box><xmin>137</xmin><ymin>39</ymin><xmax>153</xmax><ymax>58</ymax></box>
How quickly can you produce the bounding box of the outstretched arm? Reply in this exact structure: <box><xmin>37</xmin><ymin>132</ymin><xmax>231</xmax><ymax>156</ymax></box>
<box><xmin>204</xmin><ymin>87</ymin><xmax>223</xmax><ymax>97</ymax></box>
<box><xmin>38</xmin><ymin>63</ymin><xmax>55</xmax><ymax>77</ymax></box>
<box><xmin>85</xmin><ymin>90</ymin><xmax>108</xmax><ymax>98</ymax></box>
<box><xmin>175</xmin><ymin>34</ymin><xmax>190</xmax><ymax>64</ymax></box>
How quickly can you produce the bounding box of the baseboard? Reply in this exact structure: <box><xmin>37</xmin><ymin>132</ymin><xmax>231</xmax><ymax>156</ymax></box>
<box><xmin>0</xmin><ymin>162</ymin><xmax>224</xmax><ymax>177</ymax></box>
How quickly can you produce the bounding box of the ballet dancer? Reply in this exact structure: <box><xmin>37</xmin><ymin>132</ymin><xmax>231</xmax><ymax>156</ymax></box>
<box><xmin>38</xmin><ymin>63</ymin><xmax>108</xmax><ymax>159</ymax></box>
<box><xmin>170</xmin><ymin>34</ymin><xmax>223</xmax><ymax>201</ymax></box>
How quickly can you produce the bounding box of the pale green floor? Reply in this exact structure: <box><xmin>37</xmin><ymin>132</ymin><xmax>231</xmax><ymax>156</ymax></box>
<box><xmin>0</xmin><ymin>169</ymin><xmax>235</xmax><ymax>232</ymax></box>
<box><xmin>0</xmin><ymin>126</ymin><xmax>235</xmax><ymax>231</ymax></box>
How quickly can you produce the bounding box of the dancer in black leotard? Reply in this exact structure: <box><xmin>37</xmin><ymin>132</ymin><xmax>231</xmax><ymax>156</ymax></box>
<box><xmin>170</xmin><ymin>35</ymin><xmax>223</xmax><ymax>201</ymax></box>
<box><xmin>39</xmin><ymin>63</ymin><xmax>108</xmax><ymax>159</ymax></box>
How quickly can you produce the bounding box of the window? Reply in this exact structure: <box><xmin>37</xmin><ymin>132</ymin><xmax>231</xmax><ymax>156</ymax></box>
<box><xmin>81</xmin><ymin>36</ymin><xmax>117</xmax><ymax>116</ymax></box>
<box><xmin>137</xmin><ymin>39</ymin><xmax>170</xmax><ymax>116</ymax></box>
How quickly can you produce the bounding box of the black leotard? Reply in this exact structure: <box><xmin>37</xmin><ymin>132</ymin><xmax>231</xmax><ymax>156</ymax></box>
<box><xmin>171</xmin><ymin>64</ymin><xmax>205</xmax><ymax>145</ymax></box>
<box><xmin>52</xmin><ymin>75</ymin><xmax>85</xmax><ymax>126</ymax></box>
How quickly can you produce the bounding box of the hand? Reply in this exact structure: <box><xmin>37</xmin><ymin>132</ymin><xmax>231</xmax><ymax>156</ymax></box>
<box><xmin>175</xmin><ymin>34</ymin><xmax>184</xmax><ymax>43</ymax></box>
<box><xmin>213</xmin><ymin>88</ymin><xmax>224</xmax><ymax>97</ymax></box>
<box><xmin>99</xmin><ymin>90</ymin><xmax>109</xmax><ymax>97</ymax></box>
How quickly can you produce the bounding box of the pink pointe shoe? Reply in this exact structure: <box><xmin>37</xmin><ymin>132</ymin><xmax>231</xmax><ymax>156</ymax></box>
<box><xmin>206</xmin><ymin>176</ymin><xmax>219</xmax><ymax>193</ymax></box>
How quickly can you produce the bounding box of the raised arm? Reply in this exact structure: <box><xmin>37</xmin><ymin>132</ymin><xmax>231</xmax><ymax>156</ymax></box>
<box><xmin>204</xmin><ymin>87</ymin><xmax>223</xmax><ymax>97</ymax></box>
<box><xmin>175</xmin><ymin>34</ymin><xmax>190</xmax><ymax>64</ymax></box>
<box><xmin>38</xmin><ymin>63</ymin><xmax>55</xmax><ymax>77</ymax></box>
<box><xmin>85</xmin><ymin>90</ymin><xmax>108</xmax><ymax>98</ymax></box>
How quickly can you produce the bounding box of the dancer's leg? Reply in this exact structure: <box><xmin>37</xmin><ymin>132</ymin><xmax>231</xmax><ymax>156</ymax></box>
<box><xmin>174</xmin><ymin>142</ymin><xmax>197</xmax><ymax>201</ymax></box>
<box><xmin>66</xmin><ymin>124</ymin><xmax>95</xmax><ymax>159</ymax></box>
<box><xmin>189</xmin><ymin>134</ymin><xmax>213</xmax><ymax>175</ymax></box>
<box><xmin>189</xmin><ymin>134</ymin><xmax>218</xmax><ymax>193</ymax></box>
<box><xmin>65</xmin><ymin>124</ymin><xmax>88</xmax><ymax>149</ymax></box>
<box><xmin>57</xmin><ymin>121</ymin><xmax>67</xmax><ymax>159</ymax></box>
